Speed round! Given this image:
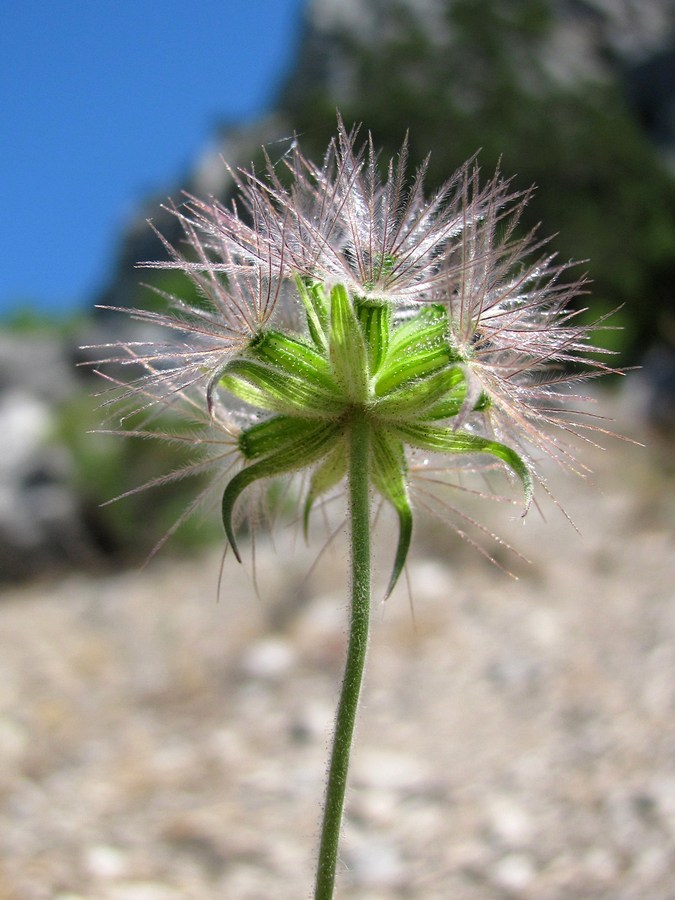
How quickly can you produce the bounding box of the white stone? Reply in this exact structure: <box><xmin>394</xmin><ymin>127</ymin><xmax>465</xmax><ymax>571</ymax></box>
<box><xmin>84</xmin><ymin>843</ymin><xmax>128</xmax><ymax>879</ymax></box>
<box><xmin>354</xmin><ymin>748</ymin><xmax>430</xmax><ymax>792</ymax></box>
<box><xmin>492</xmin><ymin>852</ymin><xmax>537</xmax><ymax>891</ymax></box>
<box><xmin>105</xmin><ymin>883</ymin><xmax>182</xmax><ymax>900</ymax></box>
<box><xmin>487</xmin><ymin>796</ymin><xmax>535</xmax><ymax>847</ymax></box>
<box><xmin>240</xmin><ymin>636</ymin><xmax>297</xmax><ymax>680</ymax></box>
<box><xmin>344</xmin><ymin>835</ymin><xmax>405</xmax><ymax>887</ymax></box>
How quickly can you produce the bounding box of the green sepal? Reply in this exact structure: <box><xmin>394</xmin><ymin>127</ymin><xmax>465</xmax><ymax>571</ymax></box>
<box><xmin>375</xmin><ymin>365</ymin><xmax>466</xmax><ymax>422</ymax></box>
<box><xmin>220</xmin><ymin>359</ymin><xmax>343</xmax><ymax>417</ymax></box>
<box><xmin>355</xmin><ymin>300</ymin><xmax>391</xmax><ymax>375</ymax></box>
<box><xmin>374</xmin><ymin>344</ymin><xmax>456</xmax><ymax>396</ymax></box>
<box><xmin>222</xmin><ymin>421</ymin><xmax>342</xmax><ymax>561</ymax></box>
<box><xmin>374</xmin><ymin>304</ymin><xmax>455</xmax><ymax>395</ymax></box>
<box><xmin>418</xmin><ymin>374</ymin><xmax>469</xmax><ymax>420</ymax></box>
<box><xmin>393</xmin><ymin>423</ymin><xmax>533</xmax><ymax>510</ymax></box>
<box><xmin>239</xmin><ymin>415</ymin><xmax>328</xmax><ymax>461</ymax></box>
<box><xmin>419</xmin><ymin>378</ymin><xmax>492</xmax><ymax>420</ymax></box>
<box><xmin>217</xmin><ymin>372</ymin><xmax>276</xmax><ymax>412</ymax></box>
<box><xmin>302</xmin><ymin>440</ymin><xmax>348</xmax><ymax>539</ymax></box>
<box><xmin>248</xmin><ymin>330</ymin><xmax>336</xmax><ymax>393</ymax></box>
<box><xmin>295</xmin><ymin>275</ymin><xmax>329</xmax><ymax>351</ymax></box>
<box><xmin>370</xmin><ymin>430</ymin><xmax>413</xmax><ymax>598</ymax></box>
<box><xmin>329</xmin><ymin>284</ymin><xmax>369</xmax><ymax>401</ymax></box>
<box><xmin>385</xmin><ymin>303</ymin><xmax>449</xmax><ymax>356</ymax></box>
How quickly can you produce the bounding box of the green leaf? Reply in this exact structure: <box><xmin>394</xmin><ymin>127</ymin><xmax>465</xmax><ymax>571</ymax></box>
<box><xmin>302</xmin><ymin>440</ymin><xmax>348</xmax><ymax>539</ymax></box>
<box><xmin>373</xmin><ymin>344</ymin><xmax>456</xmax><ymax>395</ymax></box>
<box><xmin>239</xmin><ymin>415</ymin><xmax>329</xmax><ymax>461</ymax></box>
<box><xmin>220</xmin><ymin>359</ymin><xmax>344</xmax><ymax>417</ymax></box>
<box><xmin>295</xmin><ymin>275</ymin><xmax>329</xmax><ymax>351</ymax></box>
<box><xmin>217</xmin><ymin>372</ymin><xmax>276</xmax><ymax>411</ymax></box>
<box><xmin>385</xmin><ymin>303</ymin><xmax>449</xmax><ymax>356</ymax></box>
<box><xmin>370</xmin><ymin>430</ymin><xmax>413</xmax><ymax>598</ymax></box>
<box><xmin>248</xmin><ymin>330</ymin><xmax>337</xmax><ymax>393</ymax></box>
<box><xmin>222</xmin><ymin>421</ymin><xmax>341</xmax><ymax>561</ymax></box>
<box><xmin>329</xmin><ymin>283</ymin><xmax>369</xmax><ymax>401</ymax></box>
<box><xmin>375</xmin><ymin>365</ymin><xmax>466</xmax><ymax>421</ymax></box>
<box><xmin>390</xmin><ymin>303</ymin><xmax>449</xmax><ymax>353</ymax></box>
<box><xmin>394</xmin><ymin>422</ymin><xmax>533</xmax><ymax>510</ymax></box>
<box><xmin>355</xmin><ymin>299</ymin><xmax>392</xmax><ymax>375</ymax></box>
<box><xmin>375</xmin><ymin>304</ymin><xmax>458</xmax><ymax>395</ymax></box>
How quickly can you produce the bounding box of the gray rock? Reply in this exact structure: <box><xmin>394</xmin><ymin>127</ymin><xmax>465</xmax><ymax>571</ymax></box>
<box><xmin>284</xmin><ymin>0</ymin><xmax>675</xmax><ymax>124</ymax></box>
<box><xmin>0</xmin><ymin>336</ymin><xmax>97</xmax><ymax>580</ymax></box>
<box><xmin>0</xmin><ymin>331</ymin><xmax>77</xmax><ymax>403</ymax></box>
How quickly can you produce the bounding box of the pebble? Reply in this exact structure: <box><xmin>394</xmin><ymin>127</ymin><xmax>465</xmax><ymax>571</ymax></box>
<box><xmin>239</xmin><ymin>636</ymin><xmax>297</xmax><ymax>681</ymax></box>
<box><xmin>354</xmin><ymin>749</ymin><xmax>431</xmax><ymax>792</ymax></box>
<box><xmin>343</xmin><ymin>834</ymin><xmax>405</xmax><ymax>888</ymax></box>
<box><xmin>491</xmin><ymin>852</ymin><xmax>537</xmax><ymax>892</ymax></box>
<box><xmin>1</xmin><ymin>416</ymin><xmax>674</xmax><ymax>898</ymax></box>
<box><xmin>631</xmin><ymin>845</ymin><xmax>673</xmax><ymax>882</ymax></box>
<box><xmin>406</xmin><ymin>558</ymin><xmax>455</xmax><ymax>602</ymax></box>
<box><xmin>486</xmin><ymin>796</ymin><xmax>535</xmax><ymax>848</ymax></box>
<box><xmin>105</xmin><ymin>884</ymin><xmax>182</xmax><ymax>900</ymax></box>
<box><xmin>583</xmin><ymin>847</ymin><xmax>619</xmax><ymax>882</ymax></box>
<box><xmin>84</xmin><ymin>843</ymin><xmax>128</xmax><ymax>879</ymax></box>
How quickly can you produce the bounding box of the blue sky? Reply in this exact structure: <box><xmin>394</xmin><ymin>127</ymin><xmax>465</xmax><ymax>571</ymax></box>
<box><xmin>1</xmin><ymin>0</ymin><xmax>306</xmax><ymax>316</ymax></box>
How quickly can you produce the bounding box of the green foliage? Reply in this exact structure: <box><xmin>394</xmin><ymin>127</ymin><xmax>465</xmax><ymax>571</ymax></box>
<box><xmin>2</xmin><ymin>304</ymin><xmax>89</xmax><ymax>337</ymax></box>
<box><xmin>137</xmin><ymin>269</ymin><xmax>212</xmax><ymax>315</ymax></box>
<box><xmin>56</xmin><ymin>392</ymin><xmax>221</xmax><ymax>559</ymax></box>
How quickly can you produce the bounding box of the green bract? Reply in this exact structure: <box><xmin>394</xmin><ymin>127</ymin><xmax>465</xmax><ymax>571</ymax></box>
<box><xmin>220</xmin><ymin>282</ymin><xmax>532</xmax><ymax>597</ymax></box>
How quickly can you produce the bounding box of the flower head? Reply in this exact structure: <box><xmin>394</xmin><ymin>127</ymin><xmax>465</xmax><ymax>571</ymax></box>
<box><xmin>261</xmin><ymin>121</ymin><xmax>479</xmax><ymax>304</ymax></box>
<box><xmin>95</xmin><ymin>120</ymin><xmax>614</xmax><ymax>590</ymax></box>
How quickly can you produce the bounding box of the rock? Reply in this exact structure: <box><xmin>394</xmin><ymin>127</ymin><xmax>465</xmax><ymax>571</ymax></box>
<box><xmin>84</xmin><ymin>844</ymin><xmax>128</xmax><ymax>879</ymax></box>
<box><xmin>342</xmin><ymin>833</ymin><xmax>405</xmax><ymax>889</ymax></box>
<box><xmin>353</xmin><ymin>748</ymin><xmax>432</xmax><ymax>792</ymax></box>
<box><xmin>632</xmin><ymin>343</ymin><xmax>675</xmax><ymax>441</ymax></box>
<box><xmin>0</xmin><ymin>387</ymin><xmax>86</xmax><ymax>579</ymax></box>
<box><xmin>239</xmin><ymin>636</ymin><xmax>297</xmax><ymax>681</ymax></box>
<box><xmin>491</xmin><ymin>852</ymin><xmax>537</xmax><ymax>892</ymax></box>
<box><xmin>104</xmin><ymin>884</ymin><xmax>182</xmax><ymax>900</ymax></box>
<box><xmin>486</xmin><ymin>796</ymin><xmax>535</xmax><ymax>849</ymax></box>
<box><xmin>0</xmin><ymin>331</ymin><xmax>108</xmax><ymax>580</ymax></box>
<box><xmin>0</xmin><ymin>332</ymin><xmax>77</xmax><ymax>403</ymax></box>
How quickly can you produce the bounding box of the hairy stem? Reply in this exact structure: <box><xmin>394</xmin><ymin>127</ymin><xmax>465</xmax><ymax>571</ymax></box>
<box><xmin>315</xmin><ymin>409</ymin><xmax>371</xmax><ymax>899</ymax></box>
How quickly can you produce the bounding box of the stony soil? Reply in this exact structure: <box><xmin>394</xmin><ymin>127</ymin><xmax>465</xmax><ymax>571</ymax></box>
<box><xmin>0</xmin><ymin>399</ymin><xmax>674</xmax><ymax>899</ymax></box>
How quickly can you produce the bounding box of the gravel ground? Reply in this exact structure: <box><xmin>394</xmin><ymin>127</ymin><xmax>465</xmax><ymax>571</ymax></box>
<box><xmin>0</xmin><ymin>399</ymin><xmax>674</xmax><ymax>899</ymax></box>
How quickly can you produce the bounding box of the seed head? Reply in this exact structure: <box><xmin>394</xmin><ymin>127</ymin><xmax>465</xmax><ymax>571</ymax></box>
<box><xmin>92</xmin><ymin>119</ymin><xmax>616</xmax><ymax>590</ymax></box>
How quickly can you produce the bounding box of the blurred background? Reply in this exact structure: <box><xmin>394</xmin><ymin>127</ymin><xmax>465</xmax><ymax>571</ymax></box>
<box><xmin>1</xmin><ymin>0</ymin><xmax>675</xmax><ymax>897</ymax></box>
<box><xmin>2</xmin><ymin>0</ymin><xmax>675</xmax><ymax>578</ymax></box>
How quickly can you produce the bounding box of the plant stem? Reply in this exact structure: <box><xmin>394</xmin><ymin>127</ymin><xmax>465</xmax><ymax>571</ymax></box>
<box><xmin>315</xmin><ymin>409</ymin><xmax>371</xmax><ymax>899</ymax></box>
